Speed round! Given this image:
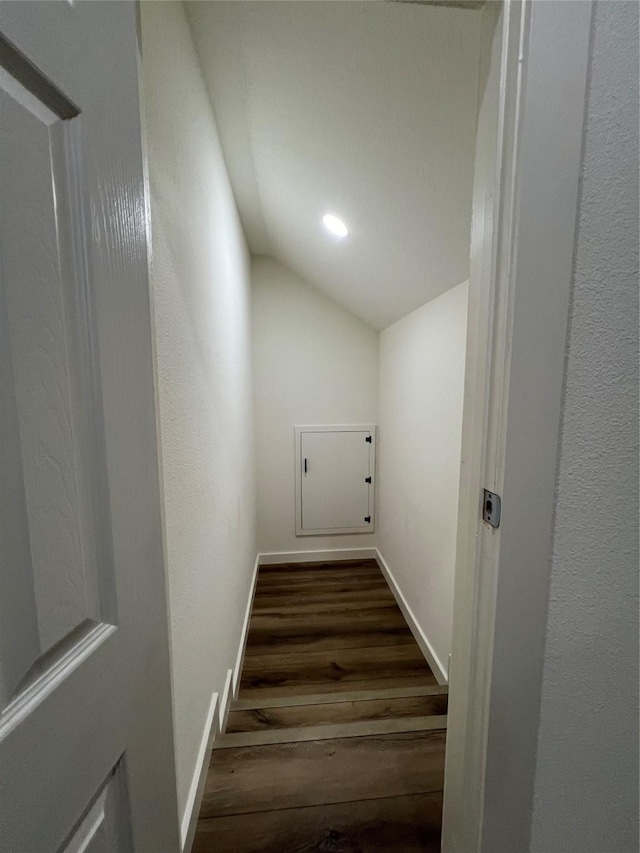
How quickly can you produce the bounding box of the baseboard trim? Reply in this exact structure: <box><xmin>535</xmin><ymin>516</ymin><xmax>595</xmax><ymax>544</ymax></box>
<box><xmin>180</xmin><ymin>689</ymin><xmax>219</xmax><ymax>853</ymax></box>
<box><xmin>233</xmin><ymin>553</ymin><xmax>260</xmax><ymax>699</ymax></box>
<box><xmin>374</xmin><ymin>549</ymin><xmax>448</xmax><ymax>685</ymax></box>
<box><xmin>181</xmin><ymin>552</ymin><xmax>260</xmax><ymax>852</ymax></box>
<box><xmin>218</xmin><ymin>667</ymin><xmax>234</xmax><ymax>735</ymax></box>
<box><xmin>258</xmin><ymin>548</ymin><xmax>378</xmax><ymax>566</ymax></box>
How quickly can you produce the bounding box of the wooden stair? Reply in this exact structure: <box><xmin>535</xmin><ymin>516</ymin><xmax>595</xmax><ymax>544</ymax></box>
<box><xmin>219</xmin><ymin>683</ymin><xmax>448</xmax><ymax>748</ymax></box>
<box><xmin>194</xmin><ymin>559</ymin><xmax>448</xmax><ymax>852</ymax></box>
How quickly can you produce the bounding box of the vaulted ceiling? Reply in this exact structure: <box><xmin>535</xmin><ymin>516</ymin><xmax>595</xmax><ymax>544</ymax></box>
<box><xmin>187</xmin><ymin>1</ymin><xmax>481</xmax><ymax>330</ymax></box>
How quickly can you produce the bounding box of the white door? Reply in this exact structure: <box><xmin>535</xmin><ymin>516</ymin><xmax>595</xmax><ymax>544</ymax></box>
<box><xmin>297</xmin><ymin>427</ymin><xmax>375</xmax><ymax>534</ymax></box>
<box><xmin>0</xmin><ymin>3</ymin><xmax>179</xmax><ymax>852</ymax></box>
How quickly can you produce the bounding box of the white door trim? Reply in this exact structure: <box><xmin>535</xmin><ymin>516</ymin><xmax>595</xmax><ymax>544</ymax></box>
<box><xmin>442</xmin><ymin>2</ymin><xmax>593</xmax><ymax>851</ymax></box>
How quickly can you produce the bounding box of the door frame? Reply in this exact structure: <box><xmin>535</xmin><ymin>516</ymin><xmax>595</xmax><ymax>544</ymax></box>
<box><xmin>442</xmin><ymin>2</ymin><xmax>593</xmax><ymax>851</ymax></box>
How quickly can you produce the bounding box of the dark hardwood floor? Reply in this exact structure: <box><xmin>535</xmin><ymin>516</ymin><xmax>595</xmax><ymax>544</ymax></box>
<box><xmin>193</xmin><ymin>559</ymin><xmax>447</xmax><ymax>852</ymax></box>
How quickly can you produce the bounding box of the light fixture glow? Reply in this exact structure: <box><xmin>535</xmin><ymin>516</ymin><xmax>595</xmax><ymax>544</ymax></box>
<box><xmin>322</xmin><ymin>213</ymin><xmax>349</xmax><ymax>239</ymax></box>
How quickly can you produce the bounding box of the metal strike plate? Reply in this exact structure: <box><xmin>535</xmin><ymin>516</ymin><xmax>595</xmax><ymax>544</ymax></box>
<box><xmin>482</xmin><ymin>489</ymin><xmax>501</xmax><ymax>528</ymax></box>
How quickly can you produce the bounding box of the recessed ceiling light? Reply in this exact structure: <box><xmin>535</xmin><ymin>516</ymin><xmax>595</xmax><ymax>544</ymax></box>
<box><xmin>322</xmin><ymin>213</ymin><xmax>349</xmax><ymax>239</ymax></box>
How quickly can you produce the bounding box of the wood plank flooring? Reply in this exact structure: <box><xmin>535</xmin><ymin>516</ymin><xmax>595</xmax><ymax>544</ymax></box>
<box><xmin>194</xmin><ymin>559</ymin><xmax>447</xmax><ymax>852</ymax></box>
<box><xmin>193</xmin><ymin>793</ymin><xmax>444</xmax><ymax>853</ymax></box>
<box><xmin>226</xmin><ymin>693</ymin><xmax>448</xmax><ymax>733</ymax></box>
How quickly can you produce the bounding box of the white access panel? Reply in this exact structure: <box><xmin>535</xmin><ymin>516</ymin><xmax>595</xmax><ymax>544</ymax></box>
<box><xmin>295</xmin><ymin>425</ymin><xmax>376</xmax><ymax>535</ymax></box>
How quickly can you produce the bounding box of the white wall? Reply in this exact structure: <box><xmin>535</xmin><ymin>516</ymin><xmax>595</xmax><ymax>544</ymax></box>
<box><xmin>531</xmin><ymin>2</ymin><xmax>639</xmax><ymax>850</ymax></box>
<box><xmin>140</xmin><ymin>0</ymin><xmax>257</xmax><ymax>833</ymax></box>
<box><xmin>378</xmin><ymin>281</ymin><xmax>469</xmax><ymax>679</ymax></box>
<box><xmin>252</xmin><ymin>257</ymin><xmax>378</xmax><ymax>554</ymax></box>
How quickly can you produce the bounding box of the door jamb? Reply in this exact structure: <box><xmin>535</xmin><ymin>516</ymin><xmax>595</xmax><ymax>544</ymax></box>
<box><xmin>442</xmin><ymin>2</ymin><xmax>593</xmax><ymax>851</ymax></box>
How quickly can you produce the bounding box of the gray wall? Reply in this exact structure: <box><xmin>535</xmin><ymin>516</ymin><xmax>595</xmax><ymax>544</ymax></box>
<box><xmin>531</xmin><ymin>3</ymin><xmax>639</xmax><ymax>851</ymax></box>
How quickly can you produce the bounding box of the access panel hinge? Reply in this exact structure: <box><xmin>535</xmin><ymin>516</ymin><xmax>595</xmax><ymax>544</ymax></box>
<box><xmin>365</xmin><ymin>476</ymin><xmax>372</xmax><ymax>483</ymax></box>
<box><xmin>365</xmin><ymin>435</ymin><xmax>372</xmax><ymax>443</ymax></box>
<box><xmin>482</xmin><ymin>489</ymin><xmax>501</xmax><ymax>528</ymax></box>
<box><xmin>364</xmin><ymin>516</ymin><xmax>371</xmax><ymax>523</ymax></box>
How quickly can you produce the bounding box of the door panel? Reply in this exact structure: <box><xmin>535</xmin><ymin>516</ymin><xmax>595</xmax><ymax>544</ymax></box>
<box><xmin>0</xmin><ymin>3</ymin><xmax>178</xmax><ymax>851</ymax></box>
<box><xmin>0</xmin><ymin>75</ymin><xmax>109</xmax><ymax>711</ymax></box>
<box><xmin>299</xmin><ymin>428</ymin><xmax>374</xmax><ymax>533</ymax></box>
<box><xmin>63</xmin><ymin>763</ymin><xmax>132</xmax><ymax>853</ymax></box>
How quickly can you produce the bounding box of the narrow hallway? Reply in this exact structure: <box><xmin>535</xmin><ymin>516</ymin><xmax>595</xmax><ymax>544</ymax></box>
<box><xmin>193</xmin><ymin>559</ymin><xmax>448</xmax><ymax>852</ymax></box>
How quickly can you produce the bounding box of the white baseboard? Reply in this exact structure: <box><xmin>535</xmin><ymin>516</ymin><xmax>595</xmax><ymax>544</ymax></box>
<box><xmin>374</xmin><ymin>549</ymin><xmax>448</xmax><ymax>685</ymax></box>
<box><xmin>233</xmin><ymin>554</ymin><xmax>260</xmax><ymax>699</ymax></box>
<box><xmin>218</xmin><ymin>667</ymin><xmax>234</xmax><ymax>734</ymax></box>
<box><xmin>181</xmin><ymin>689</ymin><xmax>219</xmax><ymax>853</ymax></box>
<box><xmin>258</xmin><ymin>548</ymin><xmax>378</xmax><ymax>566</ymax></box>
<box><xmin>180</xmin><ymin>552</ymin><xmax>260</xmax><ymax>853</ymax></box>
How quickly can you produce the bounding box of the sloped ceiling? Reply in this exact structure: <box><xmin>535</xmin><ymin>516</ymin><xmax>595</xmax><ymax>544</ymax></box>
<box><xmin>187</xmin><ymin>1</ymin><xmax>481</xmax><ymax>330</ymax></box>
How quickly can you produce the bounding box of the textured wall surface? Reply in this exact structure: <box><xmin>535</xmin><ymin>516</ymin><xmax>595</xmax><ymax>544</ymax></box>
<box><xmin>378</xmin><ymin>282</ymin><xmax>468</xmax><ymax>677</ymax></box>
<box><xmin>141</xmin><ymin>1</ymin><xmax>257</xmax><ymax>826</ymax></box>
<box><xmin>252</xmin><ymin>257</ymin><xmax>378</xmax><ymax>553</ymax></box>
<box><xmin>531</xmin><ymin>3</ymin><xmax>639</xmax><ymax>850</ymax></box>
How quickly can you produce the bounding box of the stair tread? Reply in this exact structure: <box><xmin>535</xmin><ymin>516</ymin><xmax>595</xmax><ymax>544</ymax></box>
<box><xmin>216</xmin><ymin>714</ymin><xmax>448</xmax><ymax>749</ymax></box>
<box><xmin>227</xmin><ymin>693</ymin><xmax>448</xmax><ymax>733</ymax></box>
<box><xmin>232</xmin><ymin>682</ymin><xmax>448</xmax><ymax>711</ymax></box>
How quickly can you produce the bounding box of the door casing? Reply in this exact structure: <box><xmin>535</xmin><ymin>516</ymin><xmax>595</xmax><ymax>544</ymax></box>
<box><xmin>442</xmin><ymin>2</ymin><xmax>593</xmax><ymax>851</ymax></box>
